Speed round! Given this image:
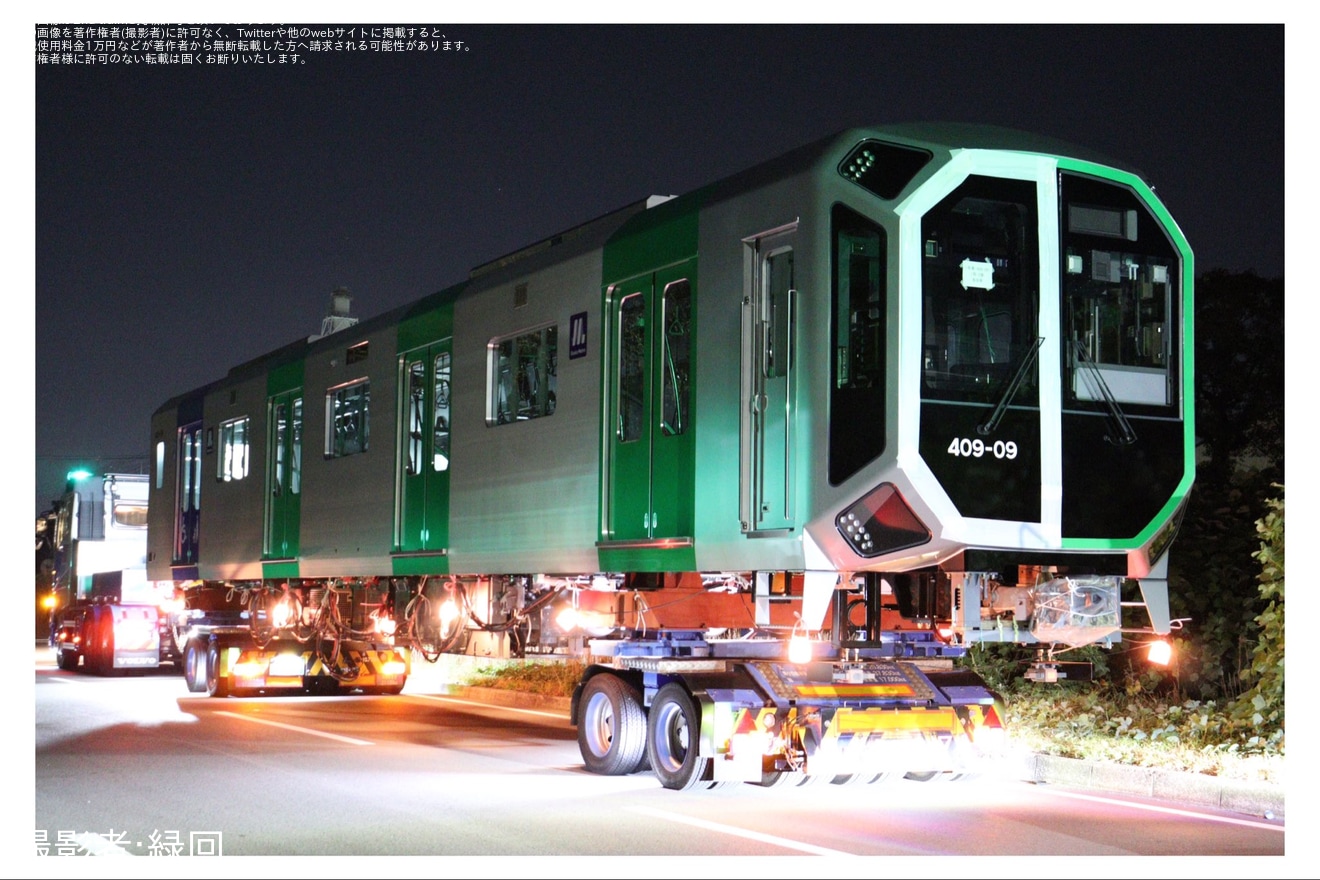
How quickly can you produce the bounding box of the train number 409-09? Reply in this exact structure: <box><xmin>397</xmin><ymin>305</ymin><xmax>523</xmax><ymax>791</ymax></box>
<box><xmin>947</xmin><ymin>437</ymin><xmax>1019</xmax><ymax>460</ymax></box>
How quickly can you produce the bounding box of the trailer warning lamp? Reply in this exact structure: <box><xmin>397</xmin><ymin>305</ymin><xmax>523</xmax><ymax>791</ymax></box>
<box><xmin>271</xmin><ymin>599</ymin><xmax>295</xmax><ymax>629</ymax></box>
<box><xmin>372</xmin><ymin>612</ymin><xmax>397</xmax><ymax>638</ymax></box>
<box><xmin>438</xmin><ymin>598</ymin><xmax>460</xmax><ymax>628</ymax></box>
<box><xmin>380</xmin><ymin>652</ymin><xmax>408</xmax><ymax>677</ymax></box>
<box><xmin>235</xmin><ymin>655</ymin><xmax>273</xmax><ymax>678</ymax></box>
<box><xmin>971</xmin><ymin>706</ymin><xmax>1008</xmax><ymax>756</ymax></box>
<box><xmin>1147</xmin><ymin>639</ymin><xmax>1173</xmax><ymax>666</ymax></box>
<box><xmin>788</xmin><ymin>633</ymin><xmax>814</xmax><ymax>665</ymax></box>
<box><xmin>555</xmin><ymin>605</ymin><xmax>581</xmax><ymax>632</ymax></box>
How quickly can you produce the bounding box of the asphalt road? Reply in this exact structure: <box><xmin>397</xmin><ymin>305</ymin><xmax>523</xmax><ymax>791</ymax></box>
<box><xmin>34</xmin><ymin>646</ymin><xmax>1285</xmax><ymax>864</ymax></box>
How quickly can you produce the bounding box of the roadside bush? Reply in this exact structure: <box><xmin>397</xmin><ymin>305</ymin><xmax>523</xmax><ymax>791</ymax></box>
<box><xmin>1227</xmin><ymin>487</ymin><xmax>1284</xmax><ymax>747</ymax></box>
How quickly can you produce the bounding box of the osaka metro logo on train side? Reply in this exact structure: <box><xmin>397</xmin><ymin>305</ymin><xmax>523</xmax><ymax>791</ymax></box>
<box><xmin>569</xmin><ymin>311</ymin><xmax>588</xmax><ymax>359</ymax></box>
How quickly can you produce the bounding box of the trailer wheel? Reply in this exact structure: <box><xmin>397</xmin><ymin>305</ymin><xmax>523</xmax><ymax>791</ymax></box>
<box><xmin>903</xmin><ymin>770</ymin><xmax>941</xmax><ymax>782</ymax></box>
<box><xmin>205</xmin><ymin>643</ymin><xmax>229</xmax><ymax>698</ymax></box>
<box><xmin>578</xmin><ymin>674</ymin><xmax>648</xmax><ymax>776</ymax></box>
<box><xmin>56</xmin><ymin>647</ymin><xmax>77</xmax><ymax>671</ymax></box>
<box><xmin>183</xmin><ymin>640</ymin><xmax>207</xmax><ymax>693</ymax></box>
<box><xmin>647</xmin><ymin>683</ymin><xmax>711</xmax><ymax>791</ymax></box>
<box><xmin>756</xmin><ymin>770</ymin><xmax>798</xmax><ymax>788</ymax></box>
<box><xmin>87</xmin><ymin>607</ymin><xmax>114</xmax><ymax>676</ymax></box>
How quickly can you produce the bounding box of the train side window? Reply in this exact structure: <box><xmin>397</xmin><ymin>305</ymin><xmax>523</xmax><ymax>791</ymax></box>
<box><xmin>487</xmin><ymin>325</ymin><xmax>558</xmax><ymax>425</ymax></box>
<box><xmin>660</xmin><ymin>280</ymin><xmax>691</xmax><ymax>436</ymax></box>
<box><xmin>270</xmin><ymin>397</ymin><xmax>303</xmax><ymax>493</ymax></box>
<box><xmin>829</xmin><ymin>204</ymin><xmax>888</xmax><ymax>485</ymax></box>
<box><xmin>289</xmin><ymin>398</ymin><xmax>302</xmax><ymax>492</ymax></box>
<box><xmin>433</xmin><ymin>351</ymin><xmax>451</xmax><ymax>469</ymax></box>
<box><xmin>618</xmin><ymin>293</ymin><xmax>645</xmax><ymax>442</ymax></box>
<box><xmin>405</xmin><ymin>361</ymin><xmax>426</xmax><ymax>475</ymax></box>
<box><xmin>326</xmin><ymin>379</ymin><xmax>370</xmax><ymax>457</ymax></box>
<box><xmin>217</xmin><ymin>417</ymin><xmax>251</xmax><ymax>482</ymax></box>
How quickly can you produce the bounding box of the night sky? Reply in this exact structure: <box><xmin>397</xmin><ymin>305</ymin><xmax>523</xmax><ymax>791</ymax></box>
<box><xmin>31</xmin><ymin>23</ymin><xmax>1288</xmax><ymax>517</ymax></box>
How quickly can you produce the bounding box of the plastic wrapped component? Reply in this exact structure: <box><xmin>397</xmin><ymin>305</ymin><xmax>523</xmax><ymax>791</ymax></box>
<box><xmin>1029</xmin><ymin>576</ymin><xmax>1121</xmax><ymax>647</ymax></box>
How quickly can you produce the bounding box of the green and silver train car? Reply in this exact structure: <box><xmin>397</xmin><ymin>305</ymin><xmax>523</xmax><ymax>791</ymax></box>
<box><xmin>146</xmin><ymin>123</ymin><xmax>1192</xmax><ymax>785</ymax></box>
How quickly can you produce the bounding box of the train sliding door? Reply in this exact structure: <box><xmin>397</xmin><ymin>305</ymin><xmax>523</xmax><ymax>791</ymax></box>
<box><xmin>395</xmin><ymin>341</ymin><xmax>452</xmax><ymax>553</ymax></box>
<box><xmin>263</xmin><ymin>390</ymin><xmax>302</xmax><ymax>560</ymax></box>
<box><xmin>174</xmin><ymin>419</ymin><xmax>202</xmax><ymax>567</ymax></box>
<box><xmin>604</xmin><ymin>261</ymin><xmax>696</xmax><ymax>544</ymax></box>
<box><xmin>740</xmin><ymin>223</ymin><xmax>797</xmax><ymax>535</ymax></box>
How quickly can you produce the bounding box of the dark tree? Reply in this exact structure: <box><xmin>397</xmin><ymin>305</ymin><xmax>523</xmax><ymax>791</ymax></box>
<box><xmin>1192</xmin><ymin>269</ymin><xmax>1284</xmax><ymax>486</ymax></box>
<box><xmin>1164</xmin><ymin>270</ymin><xmax>1284</xmax><ymax>700</ymax></box>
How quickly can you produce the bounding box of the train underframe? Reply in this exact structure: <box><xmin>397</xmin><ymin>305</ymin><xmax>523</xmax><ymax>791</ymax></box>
<box><xmin>170</xmin><ymin>580</ymin><xmax>409</xmax><ymax>698</ymax></box>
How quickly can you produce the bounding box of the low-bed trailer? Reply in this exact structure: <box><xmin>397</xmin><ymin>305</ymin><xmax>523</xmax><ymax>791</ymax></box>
<box><xmin>571</xmin><ymin>576</ymin><xmax>1006</xmax><ymax>790</ymax></box>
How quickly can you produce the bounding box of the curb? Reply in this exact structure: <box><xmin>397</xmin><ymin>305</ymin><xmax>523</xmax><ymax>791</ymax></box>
<box><xmin>443</xmin><ymin>684</ymin><xmax>573</xmax><ymax>714</ymax></box>
<box><xmin>1020</xmin><ymin>752</ymin><xmax>1283</xmax><ymax>820</ymax></box>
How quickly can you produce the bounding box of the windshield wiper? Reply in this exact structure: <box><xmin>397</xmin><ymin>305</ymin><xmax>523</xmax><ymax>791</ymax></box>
<box><xmin>977</xmin><ymin>336</ymin><xmax>1044</xmax><ymax>436</ymax></box>
<box><xmin>1071</xmin><ymin>340</ymin><xmax>1137</xmax><ymax>446</ymax></box>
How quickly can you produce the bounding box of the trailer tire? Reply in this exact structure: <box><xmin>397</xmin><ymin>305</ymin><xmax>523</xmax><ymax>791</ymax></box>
<box><xmin>184</xmin><ymin>640</ymin><xmax>208</xmax><ymax>693</ymax></box>
<box><xmin>646</xmin><ymin>683</ymin><xmax>711</xmax><ymax>791</ymax></box>
<box><xmin>205</xmin><ymin>643</ymin><xmax>229</xmax><ymax>698</ymax></box>
<box><xmin>81</xmin><ymin>609</ymin><xmax>101</xmax><ymax>674</ymax></box>
<box><xmin>903</xmin><ymin>770</ymin><xmax>941</xmax><ymax>782</ymax></box>
<box><xmin>578</xmin><ymin>674</ymin><xmax>648</xmax><ymax>776</ymax></box>
<box><xmin>757</xmin><ymin>770</ymin><xmax>798</xmax><ymax>788</ymax></box>
<box><xmin>88</xmin><ymin>607</ymin><xmax>115</xmax><ymax>676</ymax></box>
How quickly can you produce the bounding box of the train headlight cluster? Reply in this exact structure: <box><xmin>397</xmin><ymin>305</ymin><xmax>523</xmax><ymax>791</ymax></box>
<box><xmin>842</xmin><ymin>148</ymin><xmax>877</xmax><ymax>182</ymax></box>
<box><xmin>839</xmin><ymin>511</ymin><xmax>876</xmax><ymax>554</ymax></box>
<box><xmin>835</xmin><ymin>483</ymin><xmax>931</xmax><ymax>559</ymax></box>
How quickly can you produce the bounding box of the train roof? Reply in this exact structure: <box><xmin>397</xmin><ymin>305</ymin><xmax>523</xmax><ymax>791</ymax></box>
<box><xmin>153</xmin><ymin>121</ymin><xmax>1149</xmax><ymax>417</ymax></box>
<box><xmin>863</xmin><ymin>121</ymin><xmax>1144</xmax><ymax>177</ymax></box>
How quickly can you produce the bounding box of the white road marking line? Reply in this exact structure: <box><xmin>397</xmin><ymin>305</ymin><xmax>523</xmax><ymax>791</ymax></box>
<box><xmin>1037</xmin><ymin>786</ymin><xmax>1284</xmax><ymax>830</ymax></box>
<box><xmin>213</xmin><ymin>710</ymin><xmax>373</xmax><ymax>745</ymax></box>
<box><xmin>628</xmin><ymin>805</ymin><xmax>856</xmax><ymax>856</ymax></box>
<box><xmin>407</xmin><ymin>692</ymin><xmax>569</xmax><ymax>720</ymax></box>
